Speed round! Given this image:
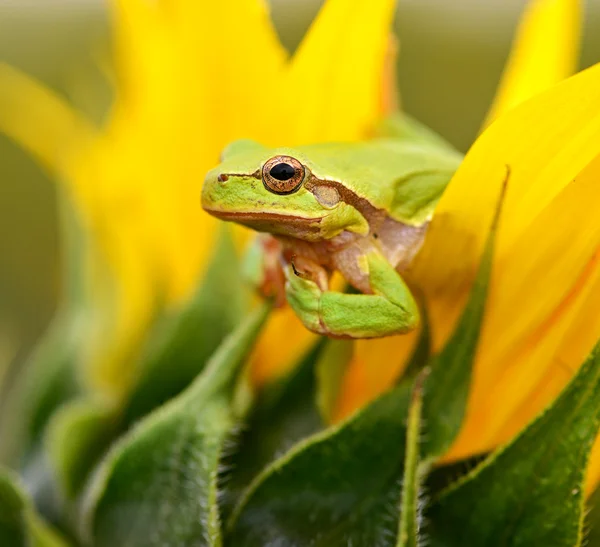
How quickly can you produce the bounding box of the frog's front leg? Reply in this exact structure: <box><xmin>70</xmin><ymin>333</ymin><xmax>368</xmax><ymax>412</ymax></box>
<box><xmin>284</xmin><ymin>249</ymin><xmax>419</xmax><ymax>339</ymax></box>
<box><xmin>242</xmin><ymin>234</ymin><xmax>287</xmax><ymax>307</ymax></box>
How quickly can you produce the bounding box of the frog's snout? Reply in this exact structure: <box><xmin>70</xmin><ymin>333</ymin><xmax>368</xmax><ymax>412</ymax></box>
<box><xmin>202</xmin><ymin>165</ymin><xmax>236</xmax><ymax>214</ymax></box>
<box><xmin>203</xmin><ymin>167</ymin><xmax>227</xmax><ymax>185</ymax></box>
<box><xmin>201</xmin><ymin>169</ymin><xmax>219</xmax><ymax>211</ymax></box>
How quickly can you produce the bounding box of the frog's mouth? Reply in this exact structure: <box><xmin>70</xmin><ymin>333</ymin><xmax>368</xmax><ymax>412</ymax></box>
<box><xmin>203</xmin><ymin>208</ymin><xmax>325</xmax><ymax>239</ymax></box>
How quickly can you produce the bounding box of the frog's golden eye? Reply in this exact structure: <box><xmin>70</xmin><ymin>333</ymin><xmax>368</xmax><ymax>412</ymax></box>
<box><xmin>262</xmin><ymin>156</ymin><xmax>305</xmax><ymax>195</ymax></box>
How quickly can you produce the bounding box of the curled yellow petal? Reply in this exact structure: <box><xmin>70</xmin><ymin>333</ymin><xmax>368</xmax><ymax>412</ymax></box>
<box><xmin>415</xmin><ymin>63</ymin><xmax>600</xmax><ymax>462</ymax></box>
<box><xmin>484</xmin><ymin>0</ymin><xmax>581</xmax><ymax>126</ymax></box>
<box><xmin>446</xmin><ymin>152</ymin><xmax>600</xmax><ymax>459</ymax></box>
<box><xmin>413</xmin><ymin>62</ymin><xmax>600</xmax><ymax>352</ymax></box>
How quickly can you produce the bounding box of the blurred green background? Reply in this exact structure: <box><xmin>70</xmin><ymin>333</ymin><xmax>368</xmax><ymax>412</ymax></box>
<box><xmin>1</xmin><ymin>0</ymin><xmax>599</xmax><ymax>371</ymax></box>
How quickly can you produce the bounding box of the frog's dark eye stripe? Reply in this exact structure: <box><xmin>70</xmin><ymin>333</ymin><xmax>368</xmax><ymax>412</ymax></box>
<box><xmin>262</xmin><ymin>156</ymin><xmax>305</xmax><ymax>195</ymax></box>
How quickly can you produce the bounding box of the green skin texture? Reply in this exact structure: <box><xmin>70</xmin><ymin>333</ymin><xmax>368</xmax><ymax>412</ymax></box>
<box><xmin>202</xmin><ymin>122</ymin><xmax>461</xmax><ymax>339</ymax></box>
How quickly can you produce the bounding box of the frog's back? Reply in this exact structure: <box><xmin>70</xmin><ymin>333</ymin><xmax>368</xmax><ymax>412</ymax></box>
<box><xmin>296</xmin><ymin>138</ymin><xmax>461</xmax><ymax>226</ymax></box>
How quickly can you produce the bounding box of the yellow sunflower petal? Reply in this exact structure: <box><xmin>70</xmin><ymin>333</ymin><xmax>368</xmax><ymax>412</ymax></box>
<box><xmin>0</xmin><ymin>63</ymin><xmax>95</xmax><ymax>181</ymax></box>
<box><xmin>171</xmin><ymin>0</ymin><xmax>288</xmax><ymax>144</ymax></box>
<box><xmin>110</xmin><ymin>0</ymin><xmax>159</xmax><ymax>105</ymax></box>
<box><xmin>412</xmin><ymin>62</ymin><xmax>600</xmax><ymax>352</ymax></box>
<box><xmin>105</xmin><ymin>0</ymin><xmax>289</xmax><ymax>306</ymax></box>
<box><xmin>484</xmin><ymin>0</ymin><xmax>581</xmax><ymax>126</ymax></box>
<box><xmin>526</xmin><ymin>219</ymin><xmax>600</xmax><ymax>497</ymax></box>
<box><xmin>250</xmin><ymin>308</ymin><xmax>319</xmax><ymax>387</ymax></box>
<box><xmin>83</xmin><ymin>228</ymin><xmax>160</xmax><ymax>396</ymax></box>
<box><xmin>284</xmin><ymin>0</ymin><xmax>397</xmax><ymax>144</ymax></box>
<box><xmin>333</xmin><ymin>330</ymin><xmax>420</xmax><ymax>422</ymax></box>
<box><xmin>586</xmin><ymin>431</ymin><xmax>600</xmax><ymax>495</ymax></box>
<box><xmin>0</xmin><ymin>62</ymin><xmax>157</xmax><ymax>397</ymax></box>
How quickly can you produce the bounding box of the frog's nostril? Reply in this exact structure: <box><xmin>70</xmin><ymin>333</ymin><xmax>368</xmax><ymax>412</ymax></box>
<box><xmin>217</xmin><ymin>173</ymin><xmax>229</xmax><ymax>183</ymax></box>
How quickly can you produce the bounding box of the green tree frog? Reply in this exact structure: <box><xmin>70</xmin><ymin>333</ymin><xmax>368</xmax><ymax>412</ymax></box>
<box><xmin>202</xmin><ymin>118</ymin><xmax>462</xmax><ymax>339</ymax></box>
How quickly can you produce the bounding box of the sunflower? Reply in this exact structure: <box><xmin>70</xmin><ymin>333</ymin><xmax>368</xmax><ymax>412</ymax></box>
<box><xmin>1</xmin><ymin>0</ymin><xmax>599</xmax><ymax>545</ymax></box>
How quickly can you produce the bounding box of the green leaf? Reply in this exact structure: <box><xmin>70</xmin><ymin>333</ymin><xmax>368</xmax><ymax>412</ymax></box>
<box><xmin>59</xmin><ymin>188</ymin><xmax>90</xmax><ymax>311</ymax></box>
<box><xmin>0</xmin><ymin>314</ymin><xmax>79</xmax><ymax>466</ymax></box>
<box><xmin>84</xmin><ymin>302</ymin><xmax>269</xmax><ymax>547</ymax></box>
<box><xmin>38</xmin><ymin>226</ymin><xmax>247</xmax><ymax>511</ymax></box>
<box><xmin>0</xmin><ymin>195</ymin><xmax>88</xmax><ymax>466</ymax></box>
<box><xmin>427</xmin><ymin>341</ymin><xmax>600</xmax><ymax>547</ymax></box>
<box><xmin>585</xmin><ymin>485</ymin><xmax>600</xmax><ymax>545</ymax></box>
<box><xmin>0</xmin><ymin>466</ymin><xmax>69</xmax><ymax>547</ymax></box>
<box><xmin>401</xmin><ymin>303</ymin><xmax>431</xmax><ymax>380</ymax></box>
<box><xmin>219</xmin><ymin>340</ymin><xmax>325</xmax><ymax>523</ymax></box>
<box><xmin>226</xmin><ymin>382</ymin><xmax>412</xmax><ymax>546</ymax></box>
<box><xmin>315</xmin><ymin>339</ymin><xmax>353</xmax><ymax>423</ymax></box>
<box><xmin>397</xmin><ymin>373</ymin><xmax>427</xmax><ymax>547</ymax></box>
<box><xmin>45</xmin><ymin>398</ymin><xmax>118</xmax><ymax>500</ymax></box>
<box><xmin>122</xmin><ymin>225</ymin><xmax>248</xmax><ymax>425</ymax></box>
<box><xmin>421</xmin><ymin>176</ymin><xmax>506</xmax><ymax>459</ymax></box>
<box><xmin>0</xmin><ymin>468</ymin><xmax>27</xmax><ymax>547</ymax></box>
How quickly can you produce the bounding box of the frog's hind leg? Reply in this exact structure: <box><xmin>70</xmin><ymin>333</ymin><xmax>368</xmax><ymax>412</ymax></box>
<box><xmin>284</xmin><ymin>247</ymin><xmax>420</xmax><ymax>339</ymax></box>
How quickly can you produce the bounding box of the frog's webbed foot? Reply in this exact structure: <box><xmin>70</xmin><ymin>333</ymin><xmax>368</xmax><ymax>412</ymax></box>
<box><xmin>242</xmin><ymin>234</ymin><xmax>286</xmax><ymax>307</ymax></box>
<box><xmin>285</xmin><ymin>250</ymin><xmax>420</xmax><ymax>339</ymax></box>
